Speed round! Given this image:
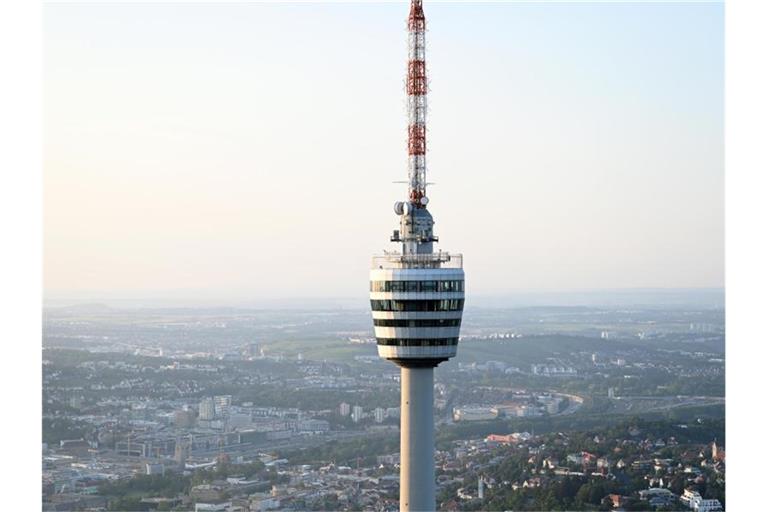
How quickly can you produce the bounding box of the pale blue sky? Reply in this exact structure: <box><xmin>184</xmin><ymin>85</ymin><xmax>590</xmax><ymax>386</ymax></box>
<box><xmin>44</xmin><ymin>1</ymin><xmax>724</xmax><ymax>302</ymax></box>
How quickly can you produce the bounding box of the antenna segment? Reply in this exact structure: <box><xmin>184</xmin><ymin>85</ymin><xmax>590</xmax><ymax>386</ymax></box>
<box><xmin>407</xmin><ymin>0</ymin><xmax>428</xmax><ymax>208</ymax></box>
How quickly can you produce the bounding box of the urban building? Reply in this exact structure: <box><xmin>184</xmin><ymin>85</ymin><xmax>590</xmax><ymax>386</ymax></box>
<box><xmin>454</xmin><ymin>407</ymin><xmax>496</xmax><ymax>422</ymax></box>
<box><xmin>214</xmin><ymin>395</ymin><xmax>232</xmax><ymax>416</ymax></box>
<box><xmin>199</xmin><ymin>398</ymin><xmax>216</xmax><ymax>421</ymax></box>
<box><xmin>228</xmin><ymin>413</ymin><xmax>252</xmax><ymax>430</ymax></box>
<box><xmin>145</xmin><ymin>463</ymin><xmax>165</xmax><ymax>476</ymax></box>
<box><xmin>351</xmin><ymin>405</ymin><xmax>364</xmax><ymax>423</ymax></box>
<box><xmin>681</xmin><ymin>489</ymin><xmax>724</xmax><ymax>512</ymax></box>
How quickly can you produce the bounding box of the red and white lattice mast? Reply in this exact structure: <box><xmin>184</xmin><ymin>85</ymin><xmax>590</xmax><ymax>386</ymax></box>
<box><xmin>407</xmin><ymin>0</ymin><xmax>428</xmax><ymax>208</ymax></box>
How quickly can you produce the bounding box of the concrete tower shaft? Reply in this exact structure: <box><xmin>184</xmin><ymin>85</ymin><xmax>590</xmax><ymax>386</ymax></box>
<box><xmin>369</xmin><ymin>2</ymin><xmax>464</xmax><ymax>510</ymax></box>
<box><xmin>400</xmin><ymin>367</ymin><xmax>435</xmax><ymax>511</ymax></box>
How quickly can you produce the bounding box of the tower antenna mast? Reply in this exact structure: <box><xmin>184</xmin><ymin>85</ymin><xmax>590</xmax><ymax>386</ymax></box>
<box><xmin>407</xmin><ymin>0</ymin><xmax>428</xmax><ymax>208</ymax></box>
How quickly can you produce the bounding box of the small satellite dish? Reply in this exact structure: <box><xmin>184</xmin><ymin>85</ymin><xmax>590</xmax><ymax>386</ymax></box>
<box><xmin>420</xmin><ymin>196</ymin><xmax>429</xmax><ymax>206</ymax></box>
<box><xmin>394</xmin><ymin>201</ymin><xmax>405</xmax><ymax>215</ymax></box>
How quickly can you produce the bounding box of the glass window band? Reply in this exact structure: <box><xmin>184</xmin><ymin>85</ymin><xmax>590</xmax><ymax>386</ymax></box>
<box><xmin>373</xmin><ymin>318</ymin><xmax>462</xmax><ymax>327</ymax></box>
<box><xmin>370</xmin><ymin>280</ymin><xmax>464</xmax><ymax>293</ymax></box>
<box><xmin>370</xmin><ymin>299</ymin><xmax>464</xmax><ymax>312</ymax></box>
<box><xmin>376</xmin><ymin>338</ymin><xmax>459</xmax><ymax>346</ymax></box>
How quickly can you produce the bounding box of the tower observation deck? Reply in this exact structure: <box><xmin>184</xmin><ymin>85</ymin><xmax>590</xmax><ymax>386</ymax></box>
<box><xmin>369</xmin><ymin>1</ymin><xmax>464</xmax><ymax>510</ymax></box>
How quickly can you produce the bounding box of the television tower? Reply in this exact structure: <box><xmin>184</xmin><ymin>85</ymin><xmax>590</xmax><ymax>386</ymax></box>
<box><xmin>369</xmin><ymin>1</ymin><xmax>465</xmax><ymax>510</ymax></box>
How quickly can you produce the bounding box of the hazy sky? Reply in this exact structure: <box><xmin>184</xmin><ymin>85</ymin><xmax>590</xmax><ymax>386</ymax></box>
<box><xmin>44</xmin><ymin>1</ymin><xmax>724</xmax><ymax>303</ymax></box>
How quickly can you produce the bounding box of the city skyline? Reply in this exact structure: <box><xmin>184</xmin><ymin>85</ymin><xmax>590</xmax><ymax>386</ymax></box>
<box><xmin>44</xmin><ymin>1</ymin><xmax>723</xmax><ymax>301</ymax></box>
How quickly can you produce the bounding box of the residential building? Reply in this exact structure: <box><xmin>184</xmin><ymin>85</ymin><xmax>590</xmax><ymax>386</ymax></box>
<box><xmin>214</xmin><ymin>395</ymin><xmax>232</xmax><ymax>416</ymax></box>
<box><xmin>199</xmin><ymin>398</ymin><xmax>216</xmax><ymax>421</ymax></box>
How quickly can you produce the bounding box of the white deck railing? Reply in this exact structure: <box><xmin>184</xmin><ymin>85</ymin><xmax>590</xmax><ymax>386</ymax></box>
<box><xmin>372</xmin><ymin>252</ymin><xmax>463</xmax><ymax>269</ymax></box>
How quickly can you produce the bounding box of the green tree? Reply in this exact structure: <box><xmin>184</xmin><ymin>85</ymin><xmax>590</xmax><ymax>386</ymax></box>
<box><xmin>108</xmin><ymin>496</ymin><xmax>148</xmax><ymax>511</ymax></box>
